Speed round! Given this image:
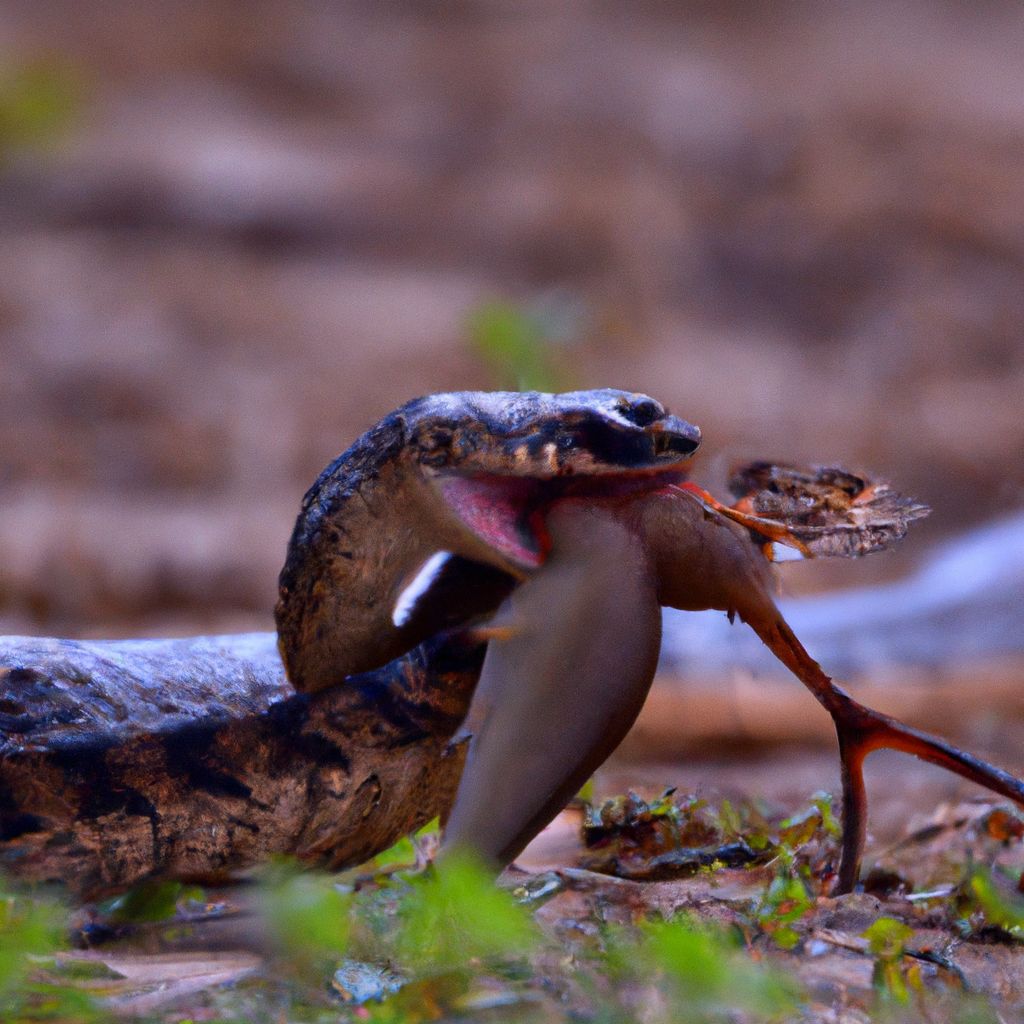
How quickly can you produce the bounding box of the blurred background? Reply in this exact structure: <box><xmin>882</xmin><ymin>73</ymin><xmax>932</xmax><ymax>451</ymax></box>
<box><xmin>0</xmin><ymin>0</ymin><xmax>1021</xmax><ymax>754</ymax></box>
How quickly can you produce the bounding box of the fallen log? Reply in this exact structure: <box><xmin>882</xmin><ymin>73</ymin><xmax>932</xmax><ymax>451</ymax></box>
<box><xmin>0</xmin><ymin>633</ymin><xmax>482</xmax><ymax>899</ymax></box>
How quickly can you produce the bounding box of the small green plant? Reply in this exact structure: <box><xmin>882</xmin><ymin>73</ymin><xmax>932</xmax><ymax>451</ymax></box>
<box><xmin>368</xmin><ymin>817</ymin><xmax>440</xmax><ymax>874</ymax></box>
<box><xmin>605</xmin><ymin>915</ymin><xmax>801</xmax><ymax>1022</ymax></box>
<box><xmin>259</xmin><ymin>860</ymin><xmax>351</xmax><ymax>971</ymax></box>
<box><xmin>0</xmin><ymin>61</ymin><xmax>79</xmax><ymax>158</ymax></box>
<box><xmin>755</xmin><ymin>868</ymin><xmax>814</xmax><ymax>950</ymax></box>
<box><xmin>256</xmin><ymin>847</ymin><xmax>539</xmax><ymax>1017</ymax></box>
<box><xmin>0</xmin><ymin>878</ymin><xmax>97</xmax><ymax>1023</ymax></box>
<box><xmin>100</xmin><ymin>879</ymin><xmax>202</xmax><ymax>924</ymax></box>
<box><xmin>0</xmin><ymin>883</ymin><xmax>61</xmax><ymax>1000</ymax></box>
<box><xmin>468</xmin><ymin>298</ymin><xmax>582</xmax><ymax>391</ymax></box>
<box><xmin>777</xmin><ymin>791</ymin><xmax>841</xmax><ymax>849</ymax></box>
<box><xmin>862</xmin><ymin>916</ymin><xmax>919</xmax><ymax>1006</ymax></box>
<box><xmin>395</xmin><ymin>848</ymin><xmax>537</xmax><ymax>973</ymax></box>
<box><xmin>955</xmin><ymin>865</ymin><xmax>1024</xmax><ymax>940</ymax></box>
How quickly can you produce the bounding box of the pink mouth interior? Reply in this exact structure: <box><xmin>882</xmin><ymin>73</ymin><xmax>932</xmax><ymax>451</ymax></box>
<box><xmin>438</xmin><ymin>476</ymin><xmax>546</xmax><ymax>569</ymax></box>
<box><xmin>438</xmin><ymin>468</ymin><xmax>690</xmax><ymax>572</ymax></box>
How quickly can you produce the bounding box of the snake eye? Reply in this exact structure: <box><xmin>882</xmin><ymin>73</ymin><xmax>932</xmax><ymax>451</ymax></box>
<box><xmin>618</xmin><ymin>397</ymin><xmax>663</xmax><ymax>428</ymax></box>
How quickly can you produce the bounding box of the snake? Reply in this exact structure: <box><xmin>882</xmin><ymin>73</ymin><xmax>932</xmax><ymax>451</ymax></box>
<box><xmin>2</xmin><ymin>389</ymin><xmax>1023</xmax><ymax>897</ymax></box>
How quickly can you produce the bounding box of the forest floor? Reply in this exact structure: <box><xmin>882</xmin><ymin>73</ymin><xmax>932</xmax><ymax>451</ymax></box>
<box><xmin>6</xmin><ymin>743</ymin><xmax>1024</xmax><ymax>1024</ymax></box>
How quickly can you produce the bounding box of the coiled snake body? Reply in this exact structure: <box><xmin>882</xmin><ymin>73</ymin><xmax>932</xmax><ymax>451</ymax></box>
<box><xmin>2</xmin><ymin>390</ymin><xmax>1022</xmax><ymax>897</ymax></box>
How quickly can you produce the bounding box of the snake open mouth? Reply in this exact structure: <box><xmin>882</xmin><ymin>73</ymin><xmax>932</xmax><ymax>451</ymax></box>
<box><xmin>437</xmin><ymin>475</ymin><xmax>548</xmax><ymax>569</ymax></box>
<box><xmin>435</xmin><ymin>466</ymin><xmax>692</xmax><ymax>572</ymax></box>
<box><xmin>423</xmin><ymin>394</ymin><xmax>701</xmax><ymax>571</ymax></box>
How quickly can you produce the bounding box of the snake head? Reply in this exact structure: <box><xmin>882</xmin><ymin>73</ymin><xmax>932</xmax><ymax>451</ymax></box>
<box><xmin>279</xmin><ymin>389</ymin><xmax>700</xmax><ymax>690</ymax></box>
<box><xmin>400</xmin><ymin>389</ymin><xmax>701</xmax><ymax>571</ymax></box>
<box><xmin>405</xmin><ymin>389</ymin><xmax>700</xmax><ymax>479</ymax></box>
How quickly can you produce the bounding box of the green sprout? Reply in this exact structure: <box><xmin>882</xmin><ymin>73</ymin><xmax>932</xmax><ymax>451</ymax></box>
<box><xmin>0</xmin><ymin>878</ymin><xmax>97</xmax><ymax>1023</ymax></box>
<box><xmin>957</xmin><ymin>865</ymin><xmax>1024</xmax><ymax>940</ymax></box>
<box><xmin>607</xmin><ymin>915</ymin><xmax>801</xmax><ymax>1021</ymax></box>
<box><xmin>468</xmin><ymin>298</ymin><xmax>584</xmax><ymax>391</ymax></box>
<box><xmin>0</xmin><ymin>61</ymin><xmax>79</xmax><ymax>158</ymax></box>
<box><xmin>395</xmin><ymin>848</ymin><xmax>537</xmax><ymax>973</ymax></box>
<box><xmin>862</xmin><ymin>916</ymin><xmax>918</xmax><ymax>1006</ymax></box>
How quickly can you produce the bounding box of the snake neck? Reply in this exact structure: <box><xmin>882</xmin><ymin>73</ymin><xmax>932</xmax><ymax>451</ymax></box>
<box><xmin>276</xmin><ymin>415</ymin><xmax>434</xmax><ymax>692</ymax></box>
<box><xmin>275</xmin><ymin>416</ymin><xmax>517</xmax><ymax>694</ymax></box>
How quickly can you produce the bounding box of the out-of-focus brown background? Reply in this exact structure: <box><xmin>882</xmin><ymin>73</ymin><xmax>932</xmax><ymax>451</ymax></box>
<box><xmin>1</xmin><ymin>1</ymin><xmax>1023</xmax><ymax>639</ymax></box>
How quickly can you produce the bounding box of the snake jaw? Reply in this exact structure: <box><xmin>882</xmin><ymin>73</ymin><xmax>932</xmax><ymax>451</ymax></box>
<box><xmin>433</xmin><ymin>475</ymin><xmax>549</xmax><ymax>571</ymax></box>
<box><xmin>648</xmin><ymin>414</ymin><xmax>703</xmax><ymax>460</ymax></box>
<box><xmin>414</xmin><ymin>392</ymin><xmax>702</xmax><ymax>574</ymax></box>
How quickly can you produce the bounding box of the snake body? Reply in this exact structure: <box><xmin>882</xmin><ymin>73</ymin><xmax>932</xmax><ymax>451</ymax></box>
<box><xmin>0</xmin><ymin>631</ymin><xmax>482</xmax><ymax>897</ymax></box>
<box><xmin>3</xmin><ymin>389</ymin><xmax>1021</xmax><ymax>898</ymax></box>
<box><xmin>1</xmin><ymin>390</ymin><xmax>702</xmax><ymax>895</ymax></box>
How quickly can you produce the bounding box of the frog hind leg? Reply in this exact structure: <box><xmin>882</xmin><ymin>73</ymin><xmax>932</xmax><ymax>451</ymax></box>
<box><xmin>749</xmin><ymin>609</ymin><xmax>1024</xmax><ymax>893</ymax></box>
<box><xmin>645</xmin><ymin>488</ymin><xmax>1024</xmax><ymax>895</ymax></box>
<box><xmin>441</xmin><ymin>502</ymin><xmax>662</xmax><ymax>867</ymax></box>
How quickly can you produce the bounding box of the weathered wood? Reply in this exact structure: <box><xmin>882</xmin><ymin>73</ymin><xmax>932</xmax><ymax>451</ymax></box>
<box><xmin>0</xmin><ymin>633</ymin><xmax>483</xmax><ymax>899</ymax></box>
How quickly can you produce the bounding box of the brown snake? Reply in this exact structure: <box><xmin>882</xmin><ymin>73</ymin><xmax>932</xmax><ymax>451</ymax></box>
<box><xmin>2</xmin><ymin>390</ymin><xmax>1021</xmax><ymax>898</ymax></box>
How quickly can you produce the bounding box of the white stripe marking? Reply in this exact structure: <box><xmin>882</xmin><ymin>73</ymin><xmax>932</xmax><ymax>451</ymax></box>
<box><xmin>392</xmin><ymin>551</ymin><xmax>453</xmax><ymax>627</ymax></box>
<box><xmin>604</xmin><ymin>408</ymin><xmax>638</xmax><ymax>429</ymax></box>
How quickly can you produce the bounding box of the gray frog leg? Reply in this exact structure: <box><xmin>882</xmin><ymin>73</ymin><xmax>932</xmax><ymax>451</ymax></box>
<box><xmin>442</xmin><ymin>500</ymin><xmax>662</xmax><ymax>867</ymax></box>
